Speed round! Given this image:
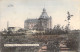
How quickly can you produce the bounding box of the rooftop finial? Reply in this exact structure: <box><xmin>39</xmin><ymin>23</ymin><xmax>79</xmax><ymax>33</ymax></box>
<box><xmin>43</xmin><ymin>3</ymin><xmax>46</xmax><ymax>12</ymax></box>
<box><xmin>43</xmin><ymin>8</ymin><xmax>46</xmax><ymax>12</ymax></box>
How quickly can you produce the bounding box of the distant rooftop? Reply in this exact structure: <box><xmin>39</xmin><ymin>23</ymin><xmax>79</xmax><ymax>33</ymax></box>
<box><xmin>25</xmin><ymin>19</ymin><xmax>38</xmax><ymax>23</ymax></box>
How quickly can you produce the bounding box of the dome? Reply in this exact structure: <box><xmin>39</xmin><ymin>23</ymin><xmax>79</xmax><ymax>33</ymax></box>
<box><xmin>39</xmin><ymin>8</ymin><xmax>49</xmax><ymax>18</ymax></box>
<box><xmin>43</xmin><ymin>8</ymin><xmax>46</xmax><ymax>12</ymax></box>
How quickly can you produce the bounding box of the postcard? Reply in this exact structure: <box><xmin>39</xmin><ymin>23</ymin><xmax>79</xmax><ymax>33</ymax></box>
<box><xmin>0</xmin><ymin>0</ymin><xmax>80</xmax><ymax>52</ymax></box>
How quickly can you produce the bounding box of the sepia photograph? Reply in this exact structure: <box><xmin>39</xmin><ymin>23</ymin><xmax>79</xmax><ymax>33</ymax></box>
<box><xmin>0</xmin><ymin>0</ymin><xmax>80</xmax><ymax>52</ymax></box>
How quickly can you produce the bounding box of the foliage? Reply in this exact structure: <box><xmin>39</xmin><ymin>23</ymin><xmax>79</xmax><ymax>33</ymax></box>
<box><xmin>66</xmin><ymin>32</ymin><xmax>79</xmax><ymax>51</ymax></box>
<box><xmin>44</xmin><ymin>24</ymin><xmax>68</xmax><ymax>35</ymax></box>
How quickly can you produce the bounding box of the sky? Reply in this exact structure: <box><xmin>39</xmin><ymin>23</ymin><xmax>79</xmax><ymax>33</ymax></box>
<box><xmin>0</xmin><ymin>0</ymin><xmax>80</xmax><ymax>31</ymax></box>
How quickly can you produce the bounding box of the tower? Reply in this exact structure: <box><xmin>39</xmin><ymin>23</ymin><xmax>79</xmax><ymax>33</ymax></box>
<box><xmin>38</xmin><ymin>8</ymin><xmax>52</xmax><ymax>31</ymax></box>
<box><xmin>7</xmin><ymin>21</ymin><xmax>9</xmax><ymax>30</ymax></box>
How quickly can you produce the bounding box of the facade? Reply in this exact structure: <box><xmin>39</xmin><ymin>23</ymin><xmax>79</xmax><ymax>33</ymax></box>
<box><xmin>24</xmin><ymin>8</ymin><xmax>52</xmax><ymax>31</ymax></box>
<box><xmin>24</xmin><ymin>19</ymin><xmax>38</xmax><ymax>30</ymax></box>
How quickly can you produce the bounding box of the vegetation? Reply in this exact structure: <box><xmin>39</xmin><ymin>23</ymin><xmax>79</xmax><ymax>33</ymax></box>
<box><xmin>44</xmin><ymin>24</ymin><xmax>68</xmax><ymax>35</ymax></box>
<box><xmin>0</xmin><ymin>24</ymin><xmax>79</xmax><ymax>52</ymax></box>
<box><xmin>66</xmin><ymin>32</ymin><xmax>79</xmax><ymax>51</ymax></box>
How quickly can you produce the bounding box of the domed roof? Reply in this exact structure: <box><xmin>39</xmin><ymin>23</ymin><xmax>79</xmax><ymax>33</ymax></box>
<box><xmin>43</xmin><ymin>8</ymin><xmax>46</xmax><ymax>12</ymax></box>
<box><xmin>39</xmin><ymin>8</ymin><xmax>49</xmax><ymax>19</ymax></box>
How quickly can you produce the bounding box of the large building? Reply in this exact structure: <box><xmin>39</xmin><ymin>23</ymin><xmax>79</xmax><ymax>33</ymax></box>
<box><xmin>24</xmin><ymin>8</ymin><xmax>52</xmax><ymax>31</ymax></box>
<box><xmin>24</xmin><ymin>19</ymin><xmax>38</xmax><ymax>30</ymax></box>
